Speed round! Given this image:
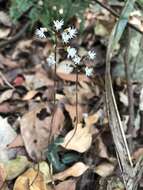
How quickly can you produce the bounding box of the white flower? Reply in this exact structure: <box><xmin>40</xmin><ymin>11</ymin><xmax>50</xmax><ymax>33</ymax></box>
<box><xmin>85</xmin><ymin>67</ymin><xmax>93</xmax><ymax>76</ymax></box>
<box><xmin>67</xmin><ymin>27</ymin><xmax>77</xmax><ymax>39</ymax></box>
<box><xmin>88</xmin><ymin>50</ymin><xmax>96</xmax><ymax>60</ymax></box>
<box><xmin>73</xmin><ymin>55</ymin><xmax>81</xmax><ymax>65</ymax></box>
<box><xmin>35</xmin><ymin>28</ymin><xmax>46</xmax><ymax>38</ymax></box>
<box><xmin>67</xmin><ymin>47</ymin><xmax>77</xmax><ymax>58</ymax></box>
<box><xmin>46</xmin><ymin>55</ymin><xmax>56</xmax><ymax>66</ymax></box>
<box><xmin>62</xmin><ymin>32</ymin><xmax>70</xmax><ymax>43</ymax></box>
<box><xmin>53</xmin><ymin>19</ymin><xmax>64</xmax><ymax>31</ymax></box>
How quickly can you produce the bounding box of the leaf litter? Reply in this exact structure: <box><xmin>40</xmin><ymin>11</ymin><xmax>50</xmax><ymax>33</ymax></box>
<box><xmin>1</xmin><ymin>1</ymin><xmax>143</xmax><ymax>189</ymax></box>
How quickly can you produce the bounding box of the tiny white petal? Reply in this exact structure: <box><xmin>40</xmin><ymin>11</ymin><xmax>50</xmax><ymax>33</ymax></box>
<box><xmin>85</xmin><ymin>67</ymin><xmax>93</xmax><ymax>76</ymax></box>
<box><xmin>35</xmin><ymin>28</ymin><xmax>46</xmax><ymax>38</ymax></box>
<box><xmin>67</xmin><ymin>27</ymin><xmax>77</xmax><ymax>39</ymax></box>
<box><xmin>46</xmin><ymin>55</ymin><xmax>56</xmax><ymax>66</ymax></box>
<box><xmin>53</xmin><ymin>19</ymin><xmax>64</xmax><ymax>31</ymax></box>
<box><xmin>73</xmin><ymin>55</ymin><xmax>81</xmax><ymax>65</ymax></box>
<box><xmin>88</xmin><ymin>50</ymin><xmax>96</xmax><ymax>60</ymax></box>
<box><xmin>67</xmin><ymin>47</ymin><xmax>77</xmax><ymax>58</ymax></box>
<box><xmin>62</xmin><ymin>32</ymin><xmax>70</xmax><ymax>43</ymax></box>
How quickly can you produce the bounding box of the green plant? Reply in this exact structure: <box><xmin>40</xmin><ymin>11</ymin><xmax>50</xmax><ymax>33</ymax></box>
<box><xmin>10</xmin><ymin>0</ymin><xmax>90</xmax><ymax>28</ymax></box>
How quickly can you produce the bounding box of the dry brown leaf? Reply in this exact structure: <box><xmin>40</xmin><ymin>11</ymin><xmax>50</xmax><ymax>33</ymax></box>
<box><xmin>65</xmin><ymin>104</ymin><xmax>86</xmax><ymax>123</ymax></box>
<box><xmin>94</xmin><ymin>162</ymin><xmax>115</xmax><ymax>177</ymax></box>
<box><xmin>0</xmin><ymin>54</ymin><xmax>19</xmax><ymax>68</ymax></box>
<box><xmin>20</xmin><ymin>104</ymin><xmax>65</xmax><ymax>160</ymax></box>
<box><xmin>0</xmin><ymin>11</ymin><xmax>12</xmax><ymax>27</ymax></box>
<box><xmin>57</xmin><ymin>72</ymin><xmax>90</xmax><ymax>82</ymax></box>
<box><xmin>7</xmin><ymin>135</ymin><xmax>24</xmax><ymax>148</ymax></box>
<box><xmin>132</xmin><ymin>148</ymin><xmax>143</xmax><ymax>160</ymax></box>
<box><xmin>14</xmin><ymin>168</ymin><xmax>48</xmax><ymax>190</ymax></box>
<box><xmin>55</xmin><ymin>179</ymin><xmax>76</xmax><ymax>190</ymax></box>
<box><xmin>0</xmin><ymin>28</ymin><xmax>10</xmax><ymax>39</ymax></box>
<box><xmin>61</xmin><ymin>123</ymin><xmax>92</xmax><ymax>153</ymax></box>
<box><xmin>53</xmin><ymin>162</ymin><xmax>89</xmax><ymax>181</ymax></box>
<box><xmin>0</xmin><ymin>163</ymin><xmax>6</xmax><ymax>189</ymax></box>
<box><xmin>85</xmin><ymin>110</ymin><xmax>101</xmax><ymax>127</ymax></box>
<box><xmin>0</xmin><ymin>89</ymin><xmax>14</xmax><ymax>104</ymax></box>
<box><xmin>23</xmin><ymin>90</ymin><xmax>38</xmax><ymax>100</ymax></box>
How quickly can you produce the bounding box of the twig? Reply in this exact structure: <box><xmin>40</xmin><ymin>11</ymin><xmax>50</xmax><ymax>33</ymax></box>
<box><xmin>93</xmin><ymin>0</ymin><xmax>143</xmax><ymax>35</ymax></box>
<box><xmin>0</xmin><ymin>22</ymin><xmax>30</xmax><ymax>50</ymax></box>
<box><xmin>124</xmin><ymin>28</ymin><xmax>134</xmax><ymax>152</ymax></box>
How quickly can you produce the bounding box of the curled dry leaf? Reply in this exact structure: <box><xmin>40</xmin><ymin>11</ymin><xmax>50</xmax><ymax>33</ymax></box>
<box><xmin>94</xmin><ymin>162</ymin><xmax>115</xmax><ymax>177</ymax></box>
<box><xmin>55</xmin><ymin>179</ymin><xmax>76</xmax><ymax>190</ymax></box>
<box><xmin>53</xmin><ymin>162</ymin><xmax>89</xmax><ymax>181</ymax></box>
<box><xmin>14</xmin><ymin>168</ymin><xmax>48</xmax><ymax>190</ymax></box>
<box><xmin>61</xmin><ymin>124</ymin><xmax>92</xmax><ymax>153</ymax></box>
<box><xmin>20</xmin><ymin>104</ymin><xmax>65</xmax><ymax>161</ymax></box>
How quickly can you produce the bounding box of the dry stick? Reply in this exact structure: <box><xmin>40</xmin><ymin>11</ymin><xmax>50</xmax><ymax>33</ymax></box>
<box><xmin>124</xmin><ymin>28</ymin><xmax>134</xmax><ymax>152</ymax></box>
<box><xmin>93</xmin><ymin>0</ymin><xmax>143</xmax><ymax>35</ymax></box>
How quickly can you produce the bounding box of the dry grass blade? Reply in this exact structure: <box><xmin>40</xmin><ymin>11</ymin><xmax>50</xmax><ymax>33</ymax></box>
<box><xmin>105</xmin><ymin>0</ymin><xmax>143</xmax><ymax>189</ymax></box>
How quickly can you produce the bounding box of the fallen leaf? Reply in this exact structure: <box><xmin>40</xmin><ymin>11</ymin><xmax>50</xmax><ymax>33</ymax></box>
<box><xmin>23</xmin><ymin>90</ymin><xmax>38</xmax><ymax>100</ymax></box>
<box><xmin>55</xmin><ymin>179</ymin><xmax>76</xmax><ymax>190</ymax></box>
<box><xmin>0</xmin><ymin>28</ymin><xmax>10</xmax><ymax>39</ymax></box>
<box><xmin>0</xmin><ymin>11</ymin><xmax>12</xmax><ymax>27</ymax></box>
<box><xmin>0</xmin><ymin>54</ymin><xmax>19</xmax><ymax>69</ymax></box>
<box><xmin>14</xmin><ymin>168</ymin><xmax>48</xmax><ymax>190</ymax></box>
<box><xmin>35</xmin><ymin>161</ymin><xmax>51</xmax><ymax>183</ymax></box>
<box><xmin>0</xmin><ymin>89</ymin><xmax>14</xmax><ymax>104</ymax></box>
<box><xmin>65</xmin><ymin>104</ymin><xmax>85</xmax><ymax>123</ymax></box>
<box><xmin>61</xmin><ymin>124</ymin><xmax>92</xmax><ymax>153</ymax></box>
<box><xmin>53</xmin><ymin>162</ymin><xmax>89</xmax><ymax>180</ymax></box>
<box><xmin>0</xmin><ymin>163</ymin><xmax>6</xmax><ymax>189</ymax></box>
<box><xmin>0</xmin><ymin>116</ymin><xmax>17</xmax><ymax>149</ymax></box>
<box><xmin>7</xmin><ymin>135</ymin><xmax>24</xmax><ymax>148</ymax></box>
<box><xmin>94</xmin><ymin>162</ymin><xmax>115</xmax><ymax>177</ymax></box>
<box><xmin>57</xmin><ymin>72</ymin><xmax>90</xmax><ymax>82</ymax></box>
<box><xmin>4</xmin><ymin>156</ymin><xmax>30</xmax><ymax>180</ymax></box>
<box><xmin>20</xmin><ymin>104</ymin><xmax>65</xmax><ymax>161</ymax></box>
<box><xmin>132</xmin><ymin>148</ymin><xmax>143</xmax><ymax>160</ymax></box>
<box><xmin>57</xmin><ymin>60</ymin><xmax>74</xmax><ymax>74</ymax></box>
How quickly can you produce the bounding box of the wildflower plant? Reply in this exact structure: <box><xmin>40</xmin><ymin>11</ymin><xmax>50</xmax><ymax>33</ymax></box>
<box><xmin>35</xmin><ymin>19</ymin><xmax>96</xmax><ymax>145</ymax></box>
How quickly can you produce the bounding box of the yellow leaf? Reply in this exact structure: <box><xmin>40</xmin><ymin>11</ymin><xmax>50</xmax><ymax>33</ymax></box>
<box><xmin>14</xmin><ymin>168</ymin><xmax>48</xmax><ymax>190</ymax></box>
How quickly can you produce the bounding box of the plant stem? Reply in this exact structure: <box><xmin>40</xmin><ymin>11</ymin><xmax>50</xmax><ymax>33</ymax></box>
<box><xmin>76</xmin><ymin>67</ymin><xmax>79</xmax><ymax>126</ymax></box>
<box><xmin>54</xmin><ymin>36</ymin><xmax>57</xmax><ymax>104</ymax></box>
<box><xmin>65</xmin><ymin>67</ymin><xmax>79</xmax><ymax>147</ymax></box>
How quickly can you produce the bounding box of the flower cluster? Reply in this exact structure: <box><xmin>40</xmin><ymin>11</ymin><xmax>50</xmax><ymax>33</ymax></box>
<box><xmin>35</xmin><ymin>19</ymin><xmax>96</xmax><ymax>77</ymax></box>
